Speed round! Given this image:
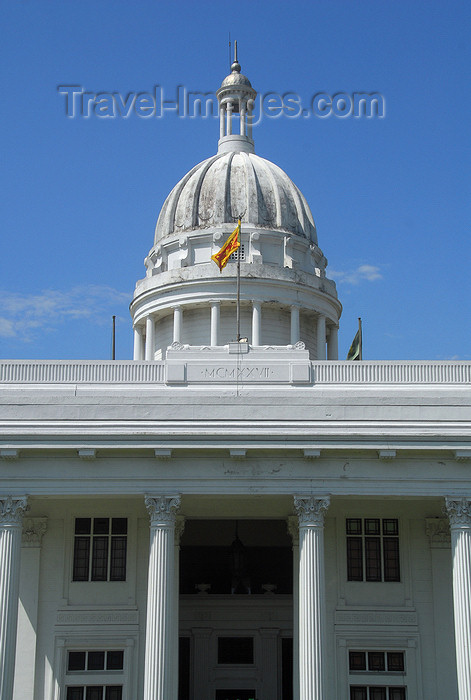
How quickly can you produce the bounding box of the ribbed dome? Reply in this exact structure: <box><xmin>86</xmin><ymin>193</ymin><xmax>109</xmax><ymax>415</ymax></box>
<box><xmin>220</xmin><ymin>71</ymin><xmax>252</xmax><ymax>88</ymax></box>
<box><xmin>154</xmin><ymin>151</ymin><xmax>318</xmax><ymax>244</ymax></box>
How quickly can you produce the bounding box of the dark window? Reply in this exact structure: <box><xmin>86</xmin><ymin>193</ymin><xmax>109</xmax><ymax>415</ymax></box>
<box><xmin>350</xmin><ymin>688</ymin><xmax>367</xmax><ymax>700</ymax></box>
<box><xmin>368</xmin><ymin>652</ymin><xmax>385</xmax><ymax>672</ymax></box>
<box><xmin>349</xmin><ymin>651</ymin><xmax>367</xmax><ymax>671</ymax></box>
<box><xmin>217</xmin><ymin>637</ymin><xmax>254</xmax><ymax>664</ymax></box>
<box><xmin>347</xmin><ymin>518</ymin><xmax>400</xmax><ymax>582</ymax></box>
<box><xmin>86</xmin><ymin>688</ymin><xmax>103</xmax><ymax>700</ymax></box>
<box><xmin>68</xmin><ymin>651</ymin><xmax>124</xmax><ymax>673</ymax></box>
<box><xmin>387</xmin><ymin>652</ymin><xmax>404</xmax><ymax>672</ymax></box>
<box><xmin>388</xmin><ymin>689</ymin><xmax>406</xmax><ymax>700</ymax></box>
<box><xmin>347</xmin><ymin>519</ymin><xmax>362</xmax><ymax>535</ymax></box>
<box><xmin>106</xmin><ymin>651</ymin><xmax>124</xmax><ymax>671</ymax></box>
<box><xmin>67</xmin><ymin>688</ymin><xmax>84</xmax><ymax>700</ymax></box>
<box><xmin>88</xmin><ymin>652</ymin><xmax>105</xmax><ymax>671</ymax></box>
<box><xmin>105</xmin><ymin>688</ymin><xmax>122</xmax><ymax>700</ymax></box>
<box><xmin>67</xmin><ymin>688</ymin><xmax>122</xmax><ymax>700</ymax></box>
<box><xmin>73</xmin><ymin>538</ymin><xmax>90</xmax><ymax>581</ymax></box>
<box><xmin>383</xmin><ymin>538</ymin><xmax>400</xmax><ymax>582</ymax></box>
<box><xmin>73</xmin><ymin>518</ymin><xmax>127</xmax><ymax>582</ymax></box>
<box><xmin>365</xmin><ymin>538</ymin><xmax>382</xmax><ymax>581</ymax></box>
<box><xmin>365</xmin><ymin>519</ymin><xmax>380</xmax><ymax>536</ymax></box>
<box><xmin>369</xmin><ymin>689</ymin><xmax>387</xmax><ymax>700</ymax></box>
<box><xmin>347</xmin><ymin>538</ymin><xmax>363</xmax><ymax>581</ymax></box>
<box><xmin>110</xmin><ymin>538</ymin><xmax>127</xmax><ymax>581</ymax></box>
<box><xmin>68</xmin><ymin>652</ymin><xmax>86</xmax><ymax>671</ymax></box>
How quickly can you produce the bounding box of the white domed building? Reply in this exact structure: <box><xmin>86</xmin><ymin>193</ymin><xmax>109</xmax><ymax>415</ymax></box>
<box><xmin>1</xmin><ymin>56</ymin><xmax>471</xmax><ymax>700</ymax></box>
<box><xmin>131</xmin><ymin>56</ymin><xmax>341</xmax><ymax>362</ymax></box>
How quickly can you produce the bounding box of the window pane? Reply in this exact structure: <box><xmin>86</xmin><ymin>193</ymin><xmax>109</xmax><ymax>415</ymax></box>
<box><xmin>85</xmin><ymin>688</ymin><xmax>103</xmax><ymax>700</ymax></box>
<box><xmin>347</xmin><ymin>518</ymin><xmax>362</xmax><ymax>535</ymax></box>
<box><xmin>365</xmin><ymin>538</ymin><xmax>382</xmax><ymax>581</ymax></box>
<box><xmin>105</xmin><ymin>687</ymin><xmax>122</xmax><ymax>700</ymax></box>
<box><xmin>88</xmin><ymin>651</ymin><xmax>105</xmax><ymax>670</ymax></box>
<box><xmin>383</xmin><ymin>519</ymin><xmax>398</xmax><ymax>536</ymax></box>
<box><xmin>368</xmin><ymin>652</ymin><xmax>385</xmax><ymax>671</ymax></box>
<box><xmin>347</xmin><ymin>537</ymin><xmax>363</xmax><ymax>581</ymax></box>
<box><xmin>110</xmin><ymin>537</ymin><xmax>127</xmax><ymax>581</ymax></box>
<box><xmin>350</xmin><ymin>687</ymin><xmax>367</xmax><ymax>700</ymax></box>
<box><xmin>349</xmin><ymin>651</ymin><xmax>366</xmax><ymax>671</ymax></box>
<box><xmin>217</xmin><ymin>637</ymin><xmax>254</xmax><ymax>664</ymax></box>
<box><xmin>388</xmin><ymin>689</ymin><xmax>406</xmax><ymax>700</ymax></box>
<box><xmin>387</xmin><ymin>652</ymin><xmax>404</xmax><ymax>672</ymax></box>
<box><xmin>365</xmin><ymin>519</ymin><xmax>380</xmax><ymax>535</ymax></box>
<box><xmin>383</xmin><ymin>538</ymin><xmax>400</xmax><ymax>582</ymax></box>
<box><xmin>93</xmin><ymin>518</ymin><xmax>109</xmax><ymax>535</ymax></box>
<box><xmin>75</xmin><ymin>519</ymin><xmax>91</xmax><ymax>535</ymax></box>
<box><xmin>67</xmin><ymin>688</ymin><xmax>84</xmax><ymax>700</ymax></box>
<box><xmin>369</xmin><ymin>689</ymin><xmax>387</xmax><ymax>700</ymax></box>
<box><xmin>68</xmin><ymin>651</ymin><xmax>86</xmax><ymax>671</ymax></box>
<box><xmin>91</xmin><ymin>537</ymin><xmax>109</xmax><ymax>581</ymax></box>
<box><xmin>111</xmin><ymin>518</ymin><xmax>127</xmax><ymax>535</ymax></box>
<box><xmin>73</xmin><ymin>537</ymin><xmax>90</xmax><ymax>581</ymax></box>
<box><xmin>107</xmin><ymin>651</ymin><xmax>124</xmax><ymax>670</ymax></box>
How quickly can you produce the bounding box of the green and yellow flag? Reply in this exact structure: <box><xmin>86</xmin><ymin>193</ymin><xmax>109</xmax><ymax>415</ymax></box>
<box><xmin>211</xmin><ymin>219</ymin><xmax>241</xmax><ymax>272</ymax></box>
<box><xmin>347</xmin><ymin>318</ymin><xmax>362</xmax><ymax>360</ymax></box>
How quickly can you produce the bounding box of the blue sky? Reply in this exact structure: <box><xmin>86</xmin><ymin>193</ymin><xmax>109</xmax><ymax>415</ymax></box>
<box><xmin>1</xmin><ymin>0</ymin><xmax>470</xmax><ymax>360</ymax></box>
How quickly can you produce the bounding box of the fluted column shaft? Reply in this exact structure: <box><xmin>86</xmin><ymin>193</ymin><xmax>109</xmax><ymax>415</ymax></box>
<box><xmin>446</xmin><ymin>497</ymin><xmax>471</xmax><ymax>700</ymax></box>
<box><xmin>0</xmin><ymin>496</ymin><xmax>28</xmax><ymax>700</ymax></box>
<box><xmin>144</xmin><ymin>495</ymin><xmax>181</xmax><ymax>700</ymax></box>
<box><xmin>294</xmin><ymin>495</ymin><xmax>330</xmax><ymax>700</ymax></box>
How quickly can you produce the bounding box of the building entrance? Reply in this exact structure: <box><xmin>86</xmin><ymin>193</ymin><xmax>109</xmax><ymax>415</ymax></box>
<box><xmin>178</xmin><ymin>519</ymin><xmax>294</xmax><ymax>700</ymax></box>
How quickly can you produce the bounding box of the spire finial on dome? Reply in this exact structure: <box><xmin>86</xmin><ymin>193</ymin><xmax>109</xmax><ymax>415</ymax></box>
<box><xmin>231</xmin><ymin>39</ymin><xmax>241</xmax><ymax>73</ymax></box>
<box><xmin>216</xmin><ymin>42</ymin><xmax>257</xmax><ymax>154</ymax></box>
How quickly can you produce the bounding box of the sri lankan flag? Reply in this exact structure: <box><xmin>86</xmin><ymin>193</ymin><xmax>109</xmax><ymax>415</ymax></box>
<box><xmin>211</xmin><ymin>219</ymin><xmax>241</xmax><ymax>272</ymax></box>
<box><xmin>347</xmin><ymin>318</ymin><xmax>362</xmax><ymax>360</ymax></box>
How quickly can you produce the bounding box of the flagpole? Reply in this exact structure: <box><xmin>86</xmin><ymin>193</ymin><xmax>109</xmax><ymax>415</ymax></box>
<box><xmin>358</xmin><ymin>317</ymin><xmax>362</xmax><ymax>361</ymax></box>
<box><xmin>236</xmin><ymin>218</ymin><xmax>241</xmax><ymax>341</ymax></box>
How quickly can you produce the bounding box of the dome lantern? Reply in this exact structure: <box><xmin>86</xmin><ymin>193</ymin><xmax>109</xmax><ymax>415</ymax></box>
<box><xmin>216</xmin><ymin>41</ymin><xmax>257</xmax><ymax>154</ymax></box>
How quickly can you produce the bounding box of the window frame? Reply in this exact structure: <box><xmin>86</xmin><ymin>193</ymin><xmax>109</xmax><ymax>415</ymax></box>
<box><xmin>346</xmin><ymin>518</ymin><xmax>400</xmax><ymax>583</ymax></box>
<box><xmin>72</xmin><ymin>517</ymin><xmax>128</xmax><ymax>583</ymax></box>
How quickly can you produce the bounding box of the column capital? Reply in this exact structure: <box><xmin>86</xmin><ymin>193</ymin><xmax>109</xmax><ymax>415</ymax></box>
<box><xmin>294</xmin><ymin>495</ymin><xmax>330</xmax><ymax>526</ymax></box>
<box><xmin>145</xmin><ymin>495</ymin><xmax>181</xmax><ymax>526</ymax></box>
<box><xmin>22</xmin><ymin>517</ymin><xmax>48</xmax><ymax>547</ymax></box>
<box><xmin>445</xmin><ymin>497</ymin><xmax>471</xmax><ymax>527</ymax></box>
<box><xmin>0</xmin><ymin>496</ymin><xmax>28</xmax><ymax>526</ymax></box>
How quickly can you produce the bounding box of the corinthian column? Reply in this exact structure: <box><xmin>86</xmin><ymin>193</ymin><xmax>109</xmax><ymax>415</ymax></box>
<box><xmin>294</xmin><ymin>495</ymin><xmax>330</xmax><ymax>700</ymax></box>
<box><xmin>144</xmin><ymin>495</ymin><xmax>181</xmax><ymax>700</ymax></box>
<box><xmin>445</xmin><ymin>497</ymin><xmax>471</xmax><ymax>700</ymax></box>
<box><xmin>0</xmin><ymin>496</ymin><xmax>28</xmax><ymax>700</ymax></box>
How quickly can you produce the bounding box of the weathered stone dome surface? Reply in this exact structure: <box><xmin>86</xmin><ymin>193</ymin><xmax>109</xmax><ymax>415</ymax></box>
<box><xmin>154</xmin><ymin>151</ymin><xmax>318</xmax><ymax>244</ymax></box>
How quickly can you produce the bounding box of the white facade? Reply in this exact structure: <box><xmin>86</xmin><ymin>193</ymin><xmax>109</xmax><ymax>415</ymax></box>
<box><xmin>1</xmin><ymin>56</ymin><xmax>471</xmax><ymax>700</ymax></box>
